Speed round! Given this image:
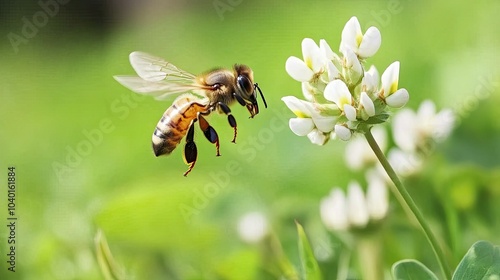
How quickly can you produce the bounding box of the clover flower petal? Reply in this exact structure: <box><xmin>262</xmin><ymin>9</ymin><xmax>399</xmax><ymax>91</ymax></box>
<box><xmin>366</xmin><ymin>170</ymin><xmax>388</xmax><ymax>220</ymax></box>
<box><xmin>347</xmin><ymin>181</ymin><xmax>369</xmax><ymax>227</ymax></box>
<box><xmin>301</xmin><ymin>82</ymin><xmax>315</xmax><ymax>101</ymax></box>
<box><xmin>314</xmin><ymin>116</ymin><xmax>337</xmax><ymax>133</ymax></box>
<box><xmin>344</xmin><ymin>104</ymin><xmax>357</xmax><ymax>121</ymax></box>
<box><xmin>433</xmin><ymin>109</ymin><xmax>455</xmax><ymax>140</ymax></box>
<box><xmin>392</xmin><ymin>100</ymin><xmax>455</xmax><ymax>152</ymax></box>
<box><xmin>342</xmin><ymin>47</ymin><xmax>363</xmax><ymax>83</ymax></box>
<box><xmin>418</xmin><ymin>100</ymin><xmax>456</xmax><ymax>139</ymax></box>
<box><xmin>360</xmin><ymin>91</ymin><xmax>376</xmax><ymax>117</ymax></box>
<box><xmin>302</xmin><ymin>38</ymin><xmax>325</xmax><ymax>73</ymax></box>
<box><xmin>358</xmin><ymin>26</ymin><xmax>381</xmax><ymax>58</ymax></box>
<box><xmin>345</xmin><ymin>137</ymin><xmax>368</xmax><ymax>170</ymax></box>
<box><xmin>418</xmin><ymin>99</ymin><xmax>436</xmax><ymax>119</ymax></box>
<box><xmin>324</xmin><ymin>80</ymin><xmax>352</xmax><ymax>107</ymax></box>
<box><xmin>283</xmin><ymin>96</ymin><xmax>339</xmax><ymax>146</ymax></box>
<box><xmin>289</xmin><ymin>118</ymin><xmax>315</xmax><ymax>136</ymax></box>
<box><xmin>326</xmin><ymin>60</ymin><xmax>340</xmax><ymax>82</ymax></box>
<box><xmin>340</xmin><ymin>17</ymin><xmax>362</xmax><ymax>55</ymax></box>
<box><xmin>286</xmin><ymin>56</ymin><xmax>314</xmax><ymax>82</ymax></box>
<box><xmin>362</xmin><ymin>65</ymin><xmax>379</xmax><ymax>94</ymax></box>
<box><xmin>381</xmin><ymin>61</ymin><xmax>400</xmax><ymax>97</ymax></box>
<box><xmin>385</xmin><ymin>88</ymin><xmax>409</xmax><ymax>108</ymax></box>
<box><xmin>340</xmin><ymin>16</ymin><xmax>381</xmax><ymax>59</ymax></box>
<box><xmin>286</xmin><ymin>38</ymin><xmax>330</xmax><ymax>85</ymax></box>
<box><xmin>320</xmin><ymin>189</ymin><xmax>348</xmax><ymax>231</ymax></box>
<box><xmin>335</xmin><ymin>124</ymin><xmax>352</xmax><ymax>141</ymax></box>
<box><xmin>392</xmin><ymin>108</ymin><xmax>418</xmax><ymax>152</ymax></box>
<box><xmin>320</xmin><ymin>39</ymin><xmax>336</xmax><ymax>61</ymax></box>
<box><xmin>307</xmin><ymin>129</ymin><xmax>329</xmax><ymax>145</ymax></box>
<box><xmin>321</xmin><ymin>178</ymin><xmax>389</xmax><ymax>232</ymax></box>
<box><xmin>282</xmin><ymin>96</ymin><xmax>311</xmax><ymax>117</ymax></box>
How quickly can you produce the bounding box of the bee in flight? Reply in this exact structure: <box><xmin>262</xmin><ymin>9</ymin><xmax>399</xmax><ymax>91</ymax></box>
<box><xmin>114</xmin><ymin>52</ymin><xmax>267</xmax><ymax>176</ymax></box>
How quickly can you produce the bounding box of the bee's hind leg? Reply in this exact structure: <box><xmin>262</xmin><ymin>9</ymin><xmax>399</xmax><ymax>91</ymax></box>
<box><xmin>183</xmin><ymin>120</ymin><xmax>198</xmax><ymax>177</ymax></box>
<box><xmin>198</xmin><ymin>114</ymin><xmax>220</xmax><ymax>156</ymax></box>
<box><xmin>217</xmin><ymin>102</ymin><xmax>237</xmax><ymax>143</ymax></box>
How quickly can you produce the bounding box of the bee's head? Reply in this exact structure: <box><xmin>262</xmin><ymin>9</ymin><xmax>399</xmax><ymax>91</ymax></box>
<box><xmin>234</xmin><ymin>64</ymin><xmax>267</xmax><ymax>118</ymax></box>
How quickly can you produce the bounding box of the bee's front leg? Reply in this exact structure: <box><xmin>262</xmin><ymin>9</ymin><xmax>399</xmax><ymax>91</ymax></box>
<box><xmin>217</xmin><ymin>102</ymin><xmax>237</xmax><ymax>143</ymax></box>
<box><xmin>198</xmin><ymin>114</ymin><xmax>220</xmax><ymax>156</ymax></box>
<box><xmin>183</xmin><ymin>119</ymin><xmax>198</xmax><ymax>177</ymax></box>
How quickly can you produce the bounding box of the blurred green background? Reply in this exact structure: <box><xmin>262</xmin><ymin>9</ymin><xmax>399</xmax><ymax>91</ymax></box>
<box><xmin>1</xmin><ymin>0</ymin><xmax>499</xmax><ymax>279</ymax></box>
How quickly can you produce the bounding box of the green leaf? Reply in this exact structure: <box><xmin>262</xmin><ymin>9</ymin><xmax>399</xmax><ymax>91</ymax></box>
<box><xmin>365</xmin><ymin>113</ymin><xmax>390</xmax><ymax>124</ymax></box>
<box><xmin>95</xmin><ymin>229</ymin><xmax>128</xmax><ymax>280</ymax></box>
<box><xmin>453</xmin><ymin>240</ymin><xmax>500</xmax><ymax>280</ymax></box>
<box><xmin>296</xmin><ymin>221</ymin><xmax>322</xmax><ymax>280</ymax></box>
<box><xmin>392</xmin><ymin>259</ymin><xmax>439</xmax><ymax>280</ymax></box>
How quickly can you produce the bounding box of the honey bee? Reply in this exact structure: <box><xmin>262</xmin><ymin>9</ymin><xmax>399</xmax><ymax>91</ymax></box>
<box><xmin>114</xmin><ymin>52</ymin><xmax>267</xmax><ymax>176</ymax></box>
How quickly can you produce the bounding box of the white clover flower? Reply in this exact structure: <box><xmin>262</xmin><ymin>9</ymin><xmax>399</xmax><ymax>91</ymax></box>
<box><xmin>392</xmin><ymin>100</ymin><xmax>455</xmax><ymax>153</ymax></box>
<box><xmin>320</xmin><ymin>189</ymin><xmax>349</xmax><ymax>231</ymax></box>
<box><xmin>320</xmin><ymin>179</ymin><xmax>388</xmax><ymax>232</ymax></box>
<box><xmin>301</xmin><ymin>82</ymin><xmax>316</xmax><ymax>101</ymax></box>
<box><xmin>281</xmin><ymin>96</ymin><xmax>340</xmax><ymax>133</ymax></box>
<box><xmin>319</xmin><ymin>39</ymin><xmax>337</xmax><ymax>61</ymax></box>
<box><xmin>340</xmin><ymin>16</ymin><xmax>381</xmax><ymax>59</ymax></box>
<box><xmin>341</xmin><ymin>47</ymin><xmax>363</xmax><ymax>85</ymax></box>
<box><xmin>282</xmin><ymin>96</ymin><xmax>340</xmax><ymax>145</ymax></box>
<box><xmin>362</xmin><ymin>65</ymin><xmax>379</xmax><ymax>94</ymax></box>
<box><xmin>359</xmin><ymin>91</ymin><xmax>376</xmax><ymax>119</ymax></box>
<box><xmin>380</xmin><ymin>61</ymin><xmax>409</xmax><ymax>108</ymax></box>
<box><xmin>288</xmin><ymin>117</ymin><xmax>315</xmax><ymax>136</ymax></box>
<box><xmin>237</xmin><ymin>211</ymin><xmax>269</xmax><ymax>244</ymax></box>
<box><xmin>365</xmin><ymin>170</ymin><xmax>389</xmax><ymax>220</ymax></box>
<box><xmin>285</xmin><ymin>38</ymin><xmax>328</xmax><ymax>84</ymax></box>
<box><xmin>381</xmin><ymin>100</ymin><xmax>455</xmax><ymax>178</ymax></box>
<box><xmin>320</xmin><ymin>39</ymin><xmax>342</xmax><ymax>81</ymax></box>
<box><xmin>334</xmin><ymin>124</ymin><xmax>352</xmax><ymax>141</ymax></box>
<box><xmin>385</xmin><ymin>89</ymin><xmax>409</xmax><ymax>108</ymax></box>
<box><xmin>307</xmin><ymin>128</ymin><xmax>330</xmax><ymax>145</ymax></box>
<box><xmin>283</xmin><ymin>16</ymin><xmax>410</xmax><ymax>144</ymax></box>
<box><xmin>380</xmin><ymin>99</ymin><xmax>454</xmax><ymax>178</ymax></box>
<box><xmin>346</xmin><ymin>181</ymin><xmax>369</xmax><ymax>227</ymax></box>
<box><xmin>324</xmin><ymin>80</ymin><xmax>356</xmax><ymax>120</ymax></box>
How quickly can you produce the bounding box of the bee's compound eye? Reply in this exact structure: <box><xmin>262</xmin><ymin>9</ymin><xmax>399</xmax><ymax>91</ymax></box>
<box><xmin>237</xmin><ymin>75</ymin><xmax>254</xmax><ymax>97</ymax></box>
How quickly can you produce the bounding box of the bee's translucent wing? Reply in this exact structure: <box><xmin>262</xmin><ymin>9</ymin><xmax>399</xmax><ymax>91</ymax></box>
<box><xmin>113</xmin><ymin>76</ymin><xmax>205</xmax><ymax>100</ymax></box>
<box><xmin>115</xmin><ymin>52</ymin><xmax>210</xmax><ymax>100</ymax></box>
<box><xmin>129</xmin><ymin>51</ymin><xmax>196</xmax><ymax>83</ymax></box>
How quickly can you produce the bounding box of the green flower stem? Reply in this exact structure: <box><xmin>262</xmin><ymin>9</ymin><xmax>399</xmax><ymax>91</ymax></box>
<box><xmin>364</xmin><ymin>129</ymin><xmax>452</xmax><ymax>280</ymax></box>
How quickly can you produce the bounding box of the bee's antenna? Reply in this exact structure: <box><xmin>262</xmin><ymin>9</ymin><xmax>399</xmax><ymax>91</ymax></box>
<box><xmin>254</xmin><ymin>83</ymin><xmax>267</xmax><ymax>108</ymax></box>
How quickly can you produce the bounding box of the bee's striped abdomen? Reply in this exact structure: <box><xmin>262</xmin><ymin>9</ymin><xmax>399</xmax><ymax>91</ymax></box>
<box><xmin>152</xmin><ymin>97</ymin><xmax>209</xmax><ymax>157</ymax></box>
